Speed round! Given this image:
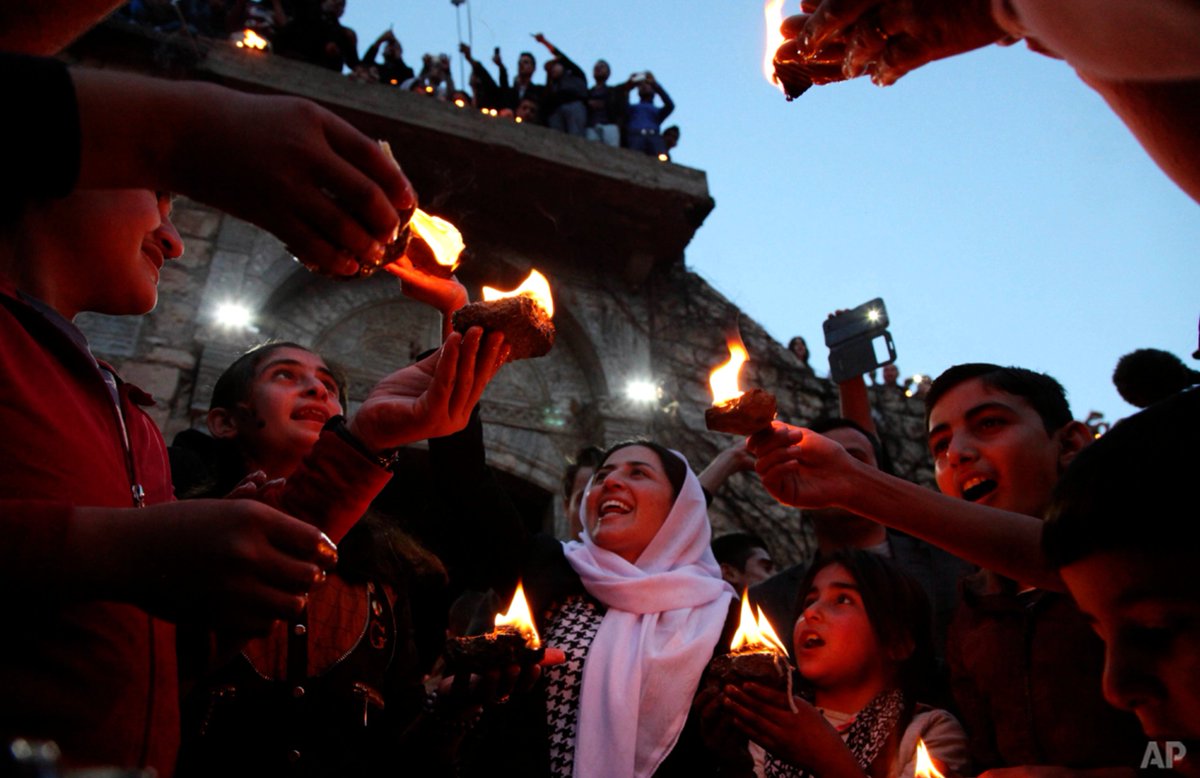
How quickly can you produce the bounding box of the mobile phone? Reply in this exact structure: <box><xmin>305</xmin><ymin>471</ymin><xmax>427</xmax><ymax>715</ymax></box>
<box><xmin>823</xmin><ymin>298</ymin><xmax>897</xmax><ymax>383</ymax></box>
<box><xmin>823</xmin><ymin>298</ymin><xmax>889</xmax><ymax>348</ymax></box>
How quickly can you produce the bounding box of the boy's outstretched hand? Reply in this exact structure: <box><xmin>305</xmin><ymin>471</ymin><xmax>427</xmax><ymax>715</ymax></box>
<box><xmin>348</xmin><ymin>326</ymin><xmax>508</xmax><ymax>451</ymax></box>
<box><xmin>748</xmin><ymin>421</ymin><xmax>861</xmax><ymax>509</ymax></box>
<box><xmin>71</xmin><ymin>499</ymin><xmax>337</xmax><ymax>636</ymax></box>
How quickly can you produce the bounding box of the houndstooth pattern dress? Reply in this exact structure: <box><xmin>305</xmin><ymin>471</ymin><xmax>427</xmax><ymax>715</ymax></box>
<box><xmin>541</xmin><ymin>595</ymin><xmax>605</xmax><ymax>777</ymax></box>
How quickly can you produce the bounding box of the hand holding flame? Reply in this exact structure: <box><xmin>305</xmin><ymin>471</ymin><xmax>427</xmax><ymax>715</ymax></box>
<box><xmin>347</xmin><ymin>327</ymin><xmax>509</xmax><ymax>452</ymax></box>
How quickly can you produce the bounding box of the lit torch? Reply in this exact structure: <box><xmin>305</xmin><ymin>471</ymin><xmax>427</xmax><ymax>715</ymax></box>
<box><xmin>704</xmin><ymin>332</ymin><xmax>777</xmax><ymax>435</ymax></box>
<box><xmin>701</xmin><ymin>591</ymin><xmax>797</xmax><ymax>771</ymax></box>
<box><xmin>445</xmin><ymin>582</ymin><xmax>545</xmax><ymax>675</ymax></box>
<box><xmin>452</xmin><ymin>270</ymin><xmax>556</xmax><ymax>361</ymax></box>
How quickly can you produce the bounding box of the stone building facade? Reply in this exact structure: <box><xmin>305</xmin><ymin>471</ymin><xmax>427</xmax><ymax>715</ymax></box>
<box><xmin>70</xmin><ymin>21</ymin><xmax>933</xmax><ymax>567</ymax></box>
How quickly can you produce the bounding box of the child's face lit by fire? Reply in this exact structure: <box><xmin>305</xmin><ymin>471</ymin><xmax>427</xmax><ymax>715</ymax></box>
<box><xmin>219</xmin><ymin>347</ymin><xmax>344</xmax><ymax>477</ymax></box>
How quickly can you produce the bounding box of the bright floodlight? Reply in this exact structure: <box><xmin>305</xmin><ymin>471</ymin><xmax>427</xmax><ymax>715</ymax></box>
<box><xmin>625</xmin><ymin>379</ymin><xmax>659</xmax><ymax>403</ymax></box>
<box><xmin>215</xmin><ymin>302</ymin><xmax>253</xmax><ymax>329</ymax></box>
<box><xmin>867</xmin><ymin>308</ymin><xmax>881</xmax><ymax>323</ymax></box>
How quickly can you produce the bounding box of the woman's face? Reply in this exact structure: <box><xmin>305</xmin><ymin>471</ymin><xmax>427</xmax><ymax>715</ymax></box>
<box><xmin>584</xmin><ymin>446</ymin><xmax>676</xmax><ymax>564</ymax></box>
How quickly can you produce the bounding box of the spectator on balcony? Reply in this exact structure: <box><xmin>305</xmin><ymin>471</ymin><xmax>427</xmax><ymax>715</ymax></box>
<box><xmin>273</xmin><ymin>0</ymin><xmax>360</xmax><ymax>73</ymax></box>
<box><xmin>459</xmin><ymin>43</ymin><xmax>506</xmax><ymax>111</ymax></box>
<box><xmin>621</xmin><ymin>71</ymin><xmax>674</xmax><ymax>156</ymax></box>
<box><xmin>501</xmin><ymin>49</ymin><xmax>543</xmax><ymax>115</ymax></box>
<box><xmin>532</xmin><ymin>33</ymin><xmax>588</xmax><ymax>137</ymax></box>
<box><xmin>363</xmin><ymin>28</ymin><xmax>413</xmax><ymax>87</ymax></box>
<box><xmin>586</xmin><ymin>59</ymin><xmax>623</xmax><ymax>147</ymax></box>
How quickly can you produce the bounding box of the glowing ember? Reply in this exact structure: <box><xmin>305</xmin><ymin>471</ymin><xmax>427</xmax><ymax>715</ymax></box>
<box><xmin>235</xmin><ymin>28</ymin><xmax>268</xmax><ymax>50</ymax></box>
<box><xmin>914</xmin><ymin>740</ymin><xmax>947</xmax><ymax>778</ymax></box>
<box><xmin>494</xmin><ymin>582</ymin><xmax>541</xmax><ymax>649</ymax></box>
<box><xmin>482</xmin><ymin>269</ymin><xmax>554</xmax><ymax>318</ymax></box>
<box><xmin>730</xmin><ymin>591</ymin><xmax>789</xmax><ymax>655</ymax></box>
<box><xmin>710</xmin><ymin>336</ymin><xmax>749</xmax><ymax>406</ymax></box>
<box><xmin>762</xmin><ymin>0</ymin><xmax>787</xmax><ymax>90</ymax></box>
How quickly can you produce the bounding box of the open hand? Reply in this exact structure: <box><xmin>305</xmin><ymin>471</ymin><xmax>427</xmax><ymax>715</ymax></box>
<box><xmin>348</xmin><ymin>327</ymin><xmax>507</xmax><ymax>451</ymax></box>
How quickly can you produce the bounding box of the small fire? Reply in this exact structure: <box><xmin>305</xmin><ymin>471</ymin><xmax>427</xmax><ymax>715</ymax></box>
<box><xmin>762</xmin><ymin>0</ymin><xmax>787</xmax><ymax>89</ymax></box>
<box><xmin>730</xmin><ymin>590</ymin><xmax>789</xmax><ymax>655</ymax></box>
<box><xmin>709</xmin><ymin>334</ymin><xmax>749</xmax><ymax>406</ymax></box>
<box><xmin>482</xmin><ymin>269</ymin><xmax>555</xmax><ymax>318</ymax></box>
<box><xmin>235</xmin><ymin>28</ymin><xmax>268</xmax><ymax>50</ymax></box>
<box><xmin>914</xmin><ymin>739</ymin><xmax>946</xmax><ymax>778</ymax></box>
<box><xmin>406</xmin><ymin>209</ymin><xmax>464</xmax><ymax>270</ymax></box>
<box><xmin>494</xmin><ymin>582</ymin><xmax>541</xmax><ymax>649</ymax></box>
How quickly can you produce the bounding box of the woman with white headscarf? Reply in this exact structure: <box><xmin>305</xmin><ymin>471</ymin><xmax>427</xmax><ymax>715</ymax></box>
<box><xmin>460</xmin><ymin>440</ymin><xmax>738</xmax><ymax>777</ymax></box>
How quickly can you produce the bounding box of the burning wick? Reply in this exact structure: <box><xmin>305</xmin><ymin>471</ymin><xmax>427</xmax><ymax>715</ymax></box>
<box><xmin>914</xmin><ymin>739</ymin><xmax>946</xmax><ymax>778</ymax></box>
<box><xmin>445</xmin><ymin>582</ymin><xmax>545</xmax><ymax>676</ymax></box>
<box><xmin>452</xmin><ymin>269</ymin><xmax>557</xmax><ymax>361</ymax></box>
<box><xmin>704</xmin><ymin>333</ymin><xmax>777</xmax><ymax>435</ymax></box>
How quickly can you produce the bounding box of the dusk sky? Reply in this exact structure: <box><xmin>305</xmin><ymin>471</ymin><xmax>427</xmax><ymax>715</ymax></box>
<box><xmin>343</xmin><ymin>0</ymin><xmax>1199</xmax><ymax>425</ymax></box>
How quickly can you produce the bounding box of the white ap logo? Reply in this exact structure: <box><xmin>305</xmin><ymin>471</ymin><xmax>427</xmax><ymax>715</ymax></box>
<box><xmin>1142</xmin><ymin>741</ymin><xmax>1187</xmax><ymax>769</ymax></box>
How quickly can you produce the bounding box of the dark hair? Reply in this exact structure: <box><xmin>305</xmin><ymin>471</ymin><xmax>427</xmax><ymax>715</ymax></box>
<box><xmin>1112</xmin><ymin>348</ymin><xmax>1200</xmax><ymax>408</ymax></box>
<box><xmin>209</xmin><ymin>341</ymin><xmax>348</xmax><ymax>412</ymax></box>
<box><xmin>806</xmin><ymin>417</ymin><xmax>893</xmax><ymax>476</ymax></box>
<box><xmin>925</xmin><ymin>363</ymin><xmax>1071</xmax><ymax>433</ymax></box>
<box><xmin>600</xmin><ymin>439</ymin><xmax>688</xmax><ymax>501</ymax></box>
<box><xmin>561</xmin><ymin>445</ymin><xmax>605</xmax><ymax>500</ymax></box>
<box><xmin>711</xmin><ymin>532</ymin><xmax>769</xmax><ymax>570</ymax></box>
<box><xmin>519</xmin><ymin>51</ymin><xmax>536</xmax><ymax>66</ymax></box>
<box><xmin>800</xmin><ymin>549</ymin><xmax>937</xmax><ymax>702</ymax></box>
<box><xmin>1043</xmin><ymin>388</ymin><xmax>1199</xmax><ymax>568</ymax></box>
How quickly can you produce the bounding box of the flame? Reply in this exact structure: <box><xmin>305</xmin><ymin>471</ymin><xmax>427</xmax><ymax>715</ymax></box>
<box><xmin>762</xmin><ymin>0</ymin><xmax>786</xmax><ymax>89</ymax></box>
<box><xmin>709</xmin><ymin>335</ymin><xmax>749</xmax><ymax>406</ymax></box>
<box><xmin>236</xmin><ymin>28</ymin><xmax>269</xmax><ymax>50</ymax></box>
<box><xmin>730</xmin><ymin>590</ymin><xmax>789</xmax><ymax>654</ymax></box>
<box><xmin>494</xmin><ymin>582</ymin><xmax>541</xmax><ymax>649</ymax></box>
<box><xmin>408</xmin><ymin>209</ymin><xmax>464</xmax><ymax>270</ymax></box>
<box><xmin>482</xmin><ymin>269</ymin><xmax>554</xmax><ymax>318</ymax></box>
<box><xmin>914</xmin><ymin>740</ymin><xmax>946</xmax><ymax>778</ymax></box>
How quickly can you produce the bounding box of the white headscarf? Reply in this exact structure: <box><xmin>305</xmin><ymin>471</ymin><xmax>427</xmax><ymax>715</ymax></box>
<box><xmin>562</xmin><ymin>448</ymin><xmax>736</xmax><ymax>778</ymax></box>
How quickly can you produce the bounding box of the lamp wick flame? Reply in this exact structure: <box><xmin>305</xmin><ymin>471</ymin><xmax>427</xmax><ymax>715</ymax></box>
<box><xmin>710</xmin><ymin>334</ymin><xmax>749</xmax><ymax>406</ymax></box>
<box><xmin>494</xmin><ymin>581</ymin><xmax>541</xmax><ymax>649</ymax></box>
<box><xmin>762</xmin><ymin>0</ymin><xmax>786</xmax><ymax>90</ymax></box>
<box><xmin>730</xmin><ymin>590</ymin><xmax>789</xmax><ymax>654</ymax></box>
<box><xmin>913</xmin><ymin>740</ymin><xmax>946</xmax><ymax>778</ymax></box>
<box><xmin>482</xmin><ymin>269</ymin><xmax>555</xmax><ymax>318</ymax></box>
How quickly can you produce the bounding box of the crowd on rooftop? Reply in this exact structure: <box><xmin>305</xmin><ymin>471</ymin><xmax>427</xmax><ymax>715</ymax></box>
<box><xmin>118</xmin><ymin>0</ymin><xmax>684</xmax><ymax>161</ymax></box>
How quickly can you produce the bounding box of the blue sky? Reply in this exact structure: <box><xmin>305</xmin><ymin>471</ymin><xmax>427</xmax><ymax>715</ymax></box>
<box><xmin>343</xmin><ymin>0</ymin><xmax>1200</xmax><ymax>423</ymax></box>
